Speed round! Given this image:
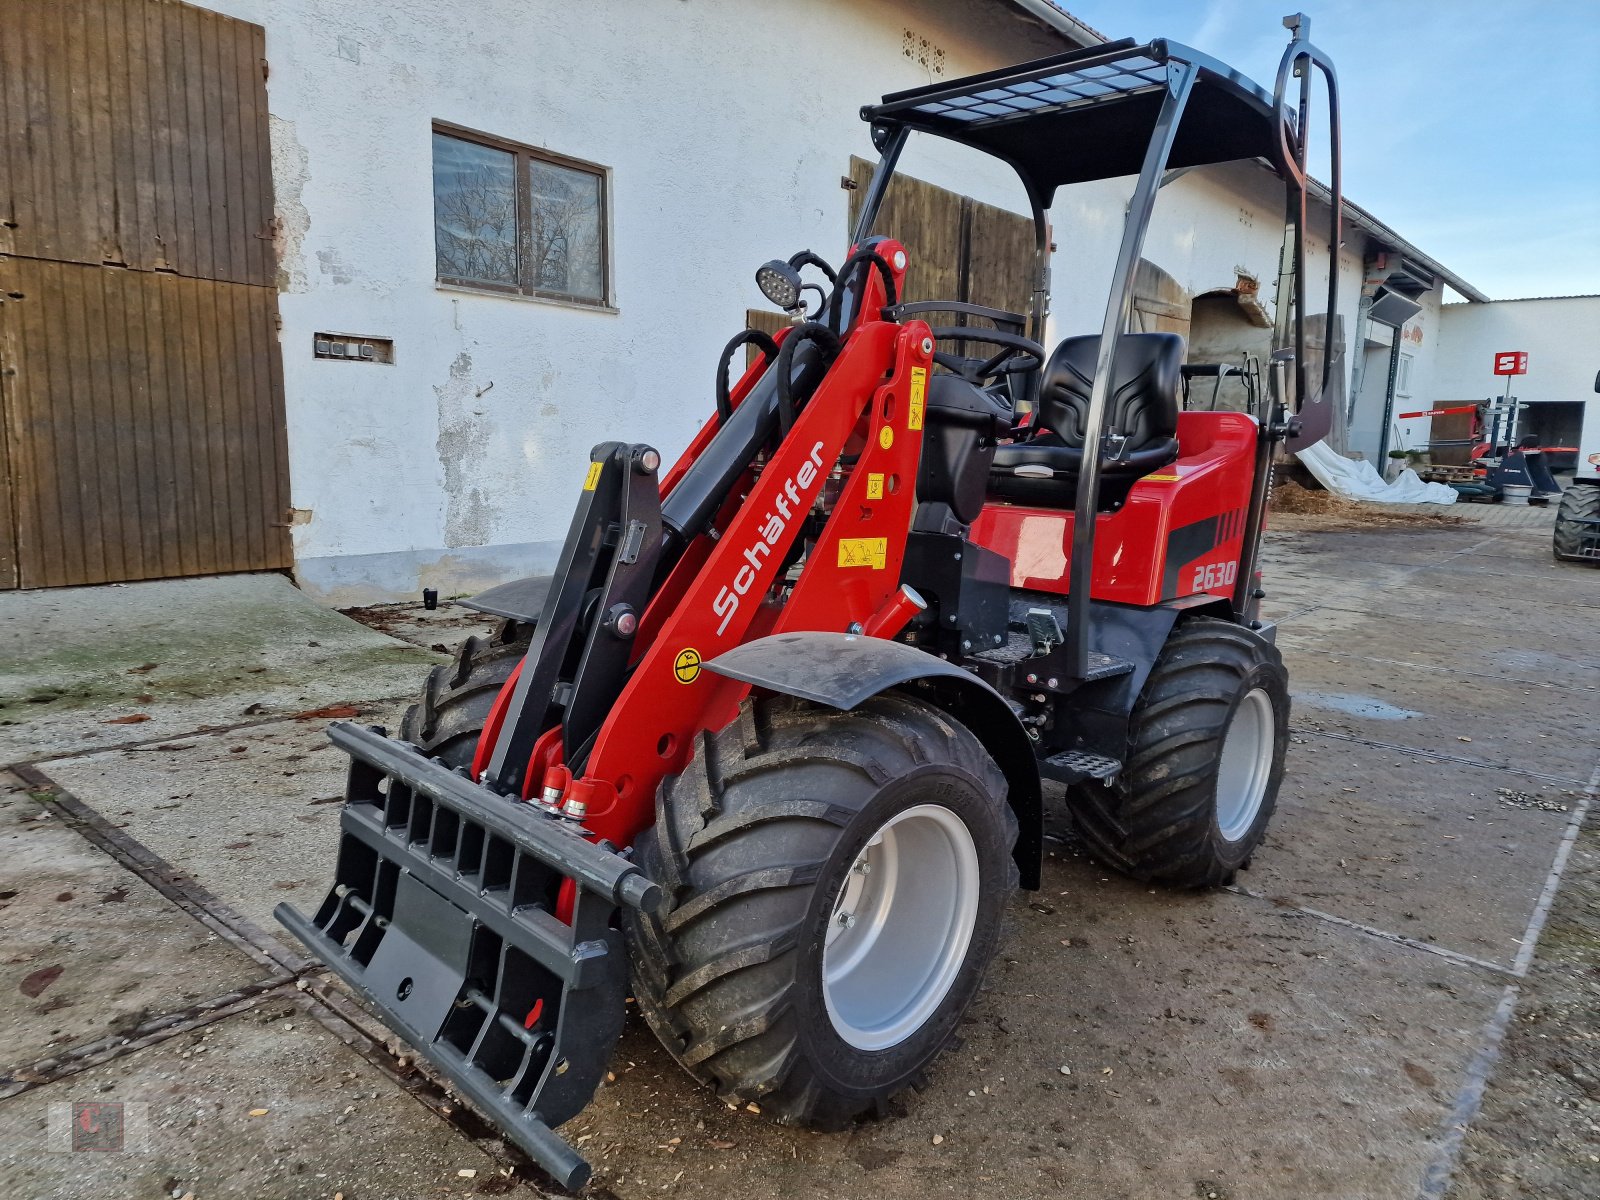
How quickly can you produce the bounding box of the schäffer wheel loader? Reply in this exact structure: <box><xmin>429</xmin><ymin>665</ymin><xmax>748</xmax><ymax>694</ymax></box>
<box><xmin>279</xmin><ymin>16</ymin><xmax>1344</xmax><ymax>1188</ymax></box>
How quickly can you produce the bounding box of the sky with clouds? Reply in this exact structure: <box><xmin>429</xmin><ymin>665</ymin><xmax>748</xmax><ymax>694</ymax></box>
<box><xmin>1058</xmin><ymin>0</ymin><xmax>1600</xmax><ymax>300</ymax></box>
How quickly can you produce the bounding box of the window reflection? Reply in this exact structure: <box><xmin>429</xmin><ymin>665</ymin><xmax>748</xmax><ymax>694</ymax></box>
<box><xmin>433</xmin><ymin>132</ymin><xmax>518</xmax><ymax>287</ymax></box>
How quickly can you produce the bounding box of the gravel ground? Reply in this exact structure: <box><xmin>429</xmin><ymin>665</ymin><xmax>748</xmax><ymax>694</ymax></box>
<box><xmin>1</xmin><ymin>509</ymin><xmax>1594</xmax><ymax>1199</ymax></box>
<box><xmin>1449</xmin><ymin>806</ymin><xmax>1600</xmax><ymax>1199</ymax></box>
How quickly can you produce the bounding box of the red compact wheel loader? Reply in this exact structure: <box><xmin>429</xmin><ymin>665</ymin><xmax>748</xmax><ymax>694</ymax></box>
<box><xmin>280</xmin><ymin>16</ymin><xmax>1342</xmax><ymax>1188</ymax></box>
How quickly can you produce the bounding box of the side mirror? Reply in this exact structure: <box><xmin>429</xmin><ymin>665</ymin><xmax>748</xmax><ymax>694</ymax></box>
<box><xmin>1593</xmin><ymin>368</ymin><xmax>1599</xmax><ymax>394</ymax></box>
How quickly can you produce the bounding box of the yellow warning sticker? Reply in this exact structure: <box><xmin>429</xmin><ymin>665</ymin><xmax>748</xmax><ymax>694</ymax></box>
<box><xmin>838</xmin><ymin>537</ymin><xmax>888</xmax><ymax>569</ymax></box>
<box><xmin>673</xmin><ymin>648</ymin><xmax>702</xmax><ymax>684</ymax></box>
<box><xmin>865</xmin><ymin>473</ymin><xmax>885</xmax><ymax>501</ymax></box>
<box><xmin>878</xmin><ymin>425</ymin><xmax>894</xmax><ymax>450</ymax></box>
<box><xmin>907</xmin><ymin>366</ymin><xmax>927</xmax><ymax>431</ymax></box>
<box><xmin>583</xmin><ymin>461</ymin><xmax>603</xmax><ymax>491</ymax></box>
<box><xmin>1143</xmin><ymin>472</ymin><xmax>1180</xmax><ymax>482</ymax></box>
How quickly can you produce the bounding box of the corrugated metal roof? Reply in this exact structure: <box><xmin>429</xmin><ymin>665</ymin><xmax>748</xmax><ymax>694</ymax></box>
<box><xmin>1307</xmin><ymin>179</ymin><xmax>1489</xmax><ymax>302</ymax></box>
<box><xmin>1005</xmin><ymin>0</ymin><xmax>1105</xmax><ymax>47</ymax></box>
<box><xmin>1444</xmin><ymin>294</ymin><xmax>1600</xmax><ymax>306</ymax></box>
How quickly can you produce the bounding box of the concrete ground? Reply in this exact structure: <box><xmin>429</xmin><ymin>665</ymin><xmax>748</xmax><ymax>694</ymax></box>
<box><xmin>1</xmin><ymin>502</ymin><xmax>1594</xmax><ymax>1200</ymax></box>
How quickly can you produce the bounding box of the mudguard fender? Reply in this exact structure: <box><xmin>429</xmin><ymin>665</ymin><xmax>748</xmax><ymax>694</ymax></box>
<box><xmin>458</xmin><ymin>574</ymin><xmax>552</xmax><ymax>624</ymax></box>
<box><xmin>705</xmin><ymin>632</ymin><xmax>1043</xmax><ymax>888</ymax></box>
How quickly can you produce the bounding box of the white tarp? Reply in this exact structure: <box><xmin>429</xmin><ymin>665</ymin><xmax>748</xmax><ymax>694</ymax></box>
<box><xmin>1294</xmin><ymin>439</ymin><xmax>1458</xmax><ymax>505</ymax></box>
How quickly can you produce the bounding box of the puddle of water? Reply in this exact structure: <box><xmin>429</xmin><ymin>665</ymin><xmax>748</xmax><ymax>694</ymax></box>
<box><xmin>1295</xmin><ymin>690</ymin><xmax>1422</xmax><ymax>720</ymax></box>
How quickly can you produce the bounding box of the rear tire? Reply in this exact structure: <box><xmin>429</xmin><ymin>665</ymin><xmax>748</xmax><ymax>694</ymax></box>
<box><xmin>398</xmin><ymin>618</ymin><xmax>529</xmax><ymax>769</ymax></box>
<box><xmin>1067</xmin><ymin>616</ymin><xmax>1289</xmax><ymax>888</ymax></box>
<box><xmin>624</xmin><ymin>693</ymin><xmax>1017</xmax><ymax>1127</ymax></box>
<box><xmin>1553</xmin><ymin>484</ymin><xmax>1600</xmax><ymax>563</ymax></box>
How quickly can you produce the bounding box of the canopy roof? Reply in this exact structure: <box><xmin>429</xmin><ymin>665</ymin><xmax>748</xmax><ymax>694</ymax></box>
<box><xmin>862</xmin><ymin>38</ymin><xmax>1282</xmax><ymax>203</ymax></box>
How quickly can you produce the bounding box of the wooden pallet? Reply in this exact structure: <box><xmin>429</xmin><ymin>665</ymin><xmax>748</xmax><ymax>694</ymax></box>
<box><xmin>1416</xmin><ymin>464</ymin><xmax>1483</xmax><ymax>484</ymax></box>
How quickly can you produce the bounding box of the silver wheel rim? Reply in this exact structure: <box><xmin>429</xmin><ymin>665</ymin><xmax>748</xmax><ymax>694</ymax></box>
<box><xmin>822</xmin><ymin>804</ymin><xmax>980</xmax><ymax>1051</ymax></box>
<box><xmin>1215</xmin><ymin>687</ymin><xmax>1275</xmax><ymax>843</ymax></box>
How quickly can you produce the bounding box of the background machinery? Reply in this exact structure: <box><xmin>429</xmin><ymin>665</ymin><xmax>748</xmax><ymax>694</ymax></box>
<box><xmin>1553</xmin><ymin>370</ymin><xmax>1600</xmax><ymax>562</ymax></box>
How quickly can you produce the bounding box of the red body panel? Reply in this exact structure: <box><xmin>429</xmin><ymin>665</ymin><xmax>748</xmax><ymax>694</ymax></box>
<box><xmin>970</xmin><ymin>411</ymin><xmax>1257</xmax><ymax>604</ymax></box>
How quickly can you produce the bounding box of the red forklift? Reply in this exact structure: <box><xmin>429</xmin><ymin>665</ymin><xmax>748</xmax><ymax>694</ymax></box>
<box><xmin>280</xmin><ymin>16</ymin><xmax>1342</xmax><ymax>1187</ymax></box>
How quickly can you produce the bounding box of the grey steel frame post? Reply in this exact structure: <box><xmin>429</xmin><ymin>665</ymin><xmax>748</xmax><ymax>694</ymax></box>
<box><xmin>855</xmin><ymin>125</ymin><xmax>1053</xmax><ymax>411</ymax></box>
<box><xmin>1375</xmin><ymin>331</ymin><xmax>1403</xmax><ymax>464</ymax></box>
<box><xmin>1062</xmin><ymin>62</ymin><xmax>1198</xmax><ymax>679</ymax></box>
<box><xmin>1270</xmin><ymin>14</ymin><xmax>1343</xmax><ymax>432</ymax></box>
<box><xmin>1231</xmin><ymin>15</ymin><xmax>1342</xmax><ymax>624</ymax></box>
<box><xmin>851</xmin><ymin>124</ymin><xmax>910</xmax><ymax>247</ymax></box>
<box><xmin>1021</xmin><ymin>196</ymin><xmax>1052</xmax><ymax>409</ymax></box>
<box><xmin>1482</xmin><ymin>371</ymin><xmax>1522</xmax><ymax>453</ymax></box>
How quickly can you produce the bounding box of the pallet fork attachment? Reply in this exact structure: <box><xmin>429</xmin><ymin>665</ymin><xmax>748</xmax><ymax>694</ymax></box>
<box><xmin>276</xmin><ymin>723</ymin><xmax>660</xmax><ymax>1190</ymax></box>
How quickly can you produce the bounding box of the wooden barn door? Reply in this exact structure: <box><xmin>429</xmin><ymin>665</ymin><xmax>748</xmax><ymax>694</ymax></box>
<box><xmin>0</xmin><ymin>0</ymin><xmax>290</xmax><ymax>589</ymax></box>
<box><xmin>746</xmin><ymin>158</ymin><xmax>1035</xmax><ymax>348</ymax></box>
<box><xmin>844</xmin><ymin>155</ymin><xmax>1033</xmax><ymax>321</ymax></box>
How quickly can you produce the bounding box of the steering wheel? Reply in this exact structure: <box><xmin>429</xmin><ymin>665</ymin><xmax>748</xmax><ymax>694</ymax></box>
<box><xmin>926</xmin><ymin>326</ymin><xmax>1046</xmax><ymax>385</ymax></box>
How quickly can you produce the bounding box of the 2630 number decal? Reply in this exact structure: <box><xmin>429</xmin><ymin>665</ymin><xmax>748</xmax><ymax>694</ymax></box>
<box><xmin>1191</xmin><ymin>560</ymin><xmax>1238</xmax><ymax>591</ymax></box>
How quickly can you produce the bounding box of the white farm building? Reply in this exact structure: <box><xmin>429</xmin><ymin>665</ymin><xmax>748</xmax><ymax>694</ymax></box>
<box><xmin>9</xmin><ymin>0</ymin><xmax>1593</xmax><ymax>599</ymax></box>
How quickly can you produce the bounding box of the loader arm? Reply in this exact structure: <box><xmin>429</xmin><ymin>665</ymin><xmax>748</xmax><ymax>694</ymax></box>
<box><xmin>281</xmin><ymin>243</ymin><xmax>930</xmax><ymax>1186</ymax></box>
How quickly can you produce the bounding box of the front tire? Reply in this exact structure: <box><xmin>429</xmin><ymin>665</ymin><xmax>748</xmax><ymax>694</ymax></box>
<box><xmin>624</xmin><ymin>693</ymin><xmax>1017</xmax><ymax>1127</ymax></box>
<box><xmin>398</xmin><ymin>618</ymin><xmax>529</xmax><ymax>769</ymax></box>
<box><xmin>1068</xmin><ymin>616</ymin><xmax>1289</xmax><ymax>888</ymax></box>
<box><xmin>1553</xmin><ymin>484</ymin><xmax>1600</xmax><ymax>563</ymax></box>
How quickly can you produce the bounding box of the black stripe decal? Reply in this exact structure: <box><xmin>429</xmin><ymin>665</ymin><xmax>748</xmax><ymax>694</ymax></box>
<box><xmin>1161</xmin><ymin>514</ymin><xmax>1222</xmax><ymax>598</ymax></box>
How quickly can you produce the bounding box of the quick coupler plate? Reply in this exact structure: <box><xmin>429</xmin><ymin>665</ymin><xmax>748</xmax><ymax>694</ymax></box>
<box><xmin>276</xmin><ymin>722</ymin><xmax>660</xmax><ymax>1190</ymax></box>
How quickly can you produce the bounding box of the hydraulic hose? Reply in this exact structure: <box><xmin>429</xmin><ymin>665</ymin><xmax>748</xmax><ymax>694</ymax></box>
<box><xmin>825</xmin><ymin>249</ymin><xmax>899</xmax><ymax>334</ymax></box>
<box><xmin>715</xmin><ymin>330</ymin><xmax>781</xmax><ymax>424</ymax></box>
<box><xmin>774</xmin><ymin>322</ymin><xmax>842</xmax><ymax>438</ymax></box>
<box><xmin>659</xmin><ymin>340</ymin><xmax>831</xmax><ymax>553</ymax></box>
<box><xmin>787</xmin><ymin>249</ymin><xmax>838</xmax><ymax>285</ymax></box>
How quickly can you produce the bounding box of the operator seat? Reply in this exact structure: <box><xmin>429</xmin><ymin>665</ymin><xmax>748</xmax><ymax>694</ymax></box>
<box><xmin>989</xmin><ymin>332</ymin><xmax>1183</xmax><ymax>510</ymax></box>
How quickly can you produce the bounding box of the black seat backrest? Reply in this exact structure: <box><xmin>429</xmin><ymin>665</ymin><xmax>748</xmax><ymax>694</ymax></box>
<box><xmin>1037</xmin><ymin>333</ymin><xmax>1184</xmax><ymax>452</ymax></box>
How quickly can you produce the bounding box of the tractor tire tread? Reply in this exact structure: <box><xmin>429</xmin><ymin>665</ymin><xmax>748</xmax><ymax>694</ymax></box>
<box><xmin>1067</xmin><ymin>617</ymin><xmax>1287</xmax><ymax>889</ymax></box>
<box><xmin>663</xmin><ymin>864</ymin><xmax>822</xmax><ymax>934</ymax></box>
<box><xmin>398</xmin><ymin>618</ymin><xmax>528</xmax><ymax>768</ymax></box>
<box><xmin>1553</xmin><ymin>485</ymin><xmax>1600</xmax><ymax>563</ymax></box>
<box><xmin>626</xmin><ymin>693</ymin><xmax>1012</xmax><ymax>1128</ymax></box>
<box><xmin>664</xmin><ymin>934</ymin><xmax>797</xmax><ymax>1009</ymax></box>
